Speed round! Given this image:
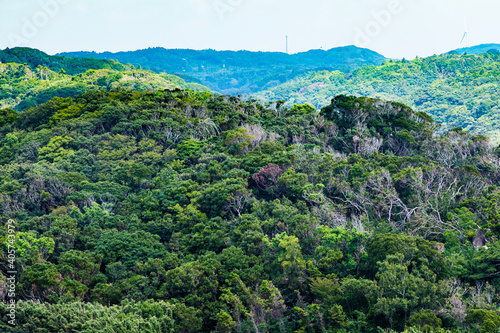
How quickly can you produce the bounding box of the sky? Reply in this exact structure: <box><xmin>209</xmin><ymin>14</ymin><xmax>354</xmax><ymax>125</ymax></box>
<box><xmin>0</xmin><ymin>0</ymin><xmax>499</xmax><ymax>59</ymax></box>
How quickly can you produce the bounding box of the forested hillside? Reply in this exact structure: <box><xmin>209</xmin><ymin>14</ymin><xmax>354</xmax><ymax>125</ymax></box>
<box><xmin>0</xmin><ymin>48</ymin><xmax>209</xmax><ymax>111</ymax></box>
<box><xmin>256</xmin><ymin>52</ymin><xmax>500</xmax><ymax>141</ymax></box>
<box><xmin>0</xmin><ymin>47</ymin><xmax>130</xmax><ymax>75</ymax></box>
<box><xmin>452</xmin><ymin>43</ymin><xmax>500</xmax><ymax>55</ymax></box>
<box><xmin>59</xmin><ymin>46</ymin><xmax>386</xmax><ymax>95</ymax></box>
<box><xmin>1</xmin><ymin>90</ymin><xmax>499</xmax><ymax>332</ymax></box>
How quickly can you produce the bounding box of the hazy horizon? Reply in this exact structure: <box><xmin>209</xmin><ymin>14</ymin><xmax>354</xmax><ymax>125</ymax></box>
<box><xmin>1</xmin><ymin>0</ymin><xmax>500</xmax><ymax>59</ymax></box>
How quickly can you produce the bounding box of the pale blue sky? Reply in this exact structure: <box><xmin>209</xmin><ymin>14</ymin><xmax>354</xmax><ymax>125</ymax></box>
<box><xmin>1</xmin><ymin>0</ymin><xmax>499</xmax><ymax>59</ymax></box>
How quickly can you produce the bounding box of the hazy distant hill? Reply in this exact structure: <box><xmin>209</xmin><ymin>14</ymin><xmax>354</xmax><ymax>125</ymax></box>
<box><xmin>450</xmin><ymin>43</ymin><xmax>500</xmax><ymax>55</ymax></box>
<box><xmin>58</xmin><ymin>46</ymin><xmax>386</xmax><ymax>95</ymax></box>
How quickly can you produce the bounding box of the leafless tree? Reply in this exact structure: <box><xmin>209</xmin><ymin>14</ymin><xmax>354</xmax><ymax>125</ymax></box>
<box><xmin>224</xmin><ymin>191</ymin><xmax>253</xmax><ymax>218</ymax></box>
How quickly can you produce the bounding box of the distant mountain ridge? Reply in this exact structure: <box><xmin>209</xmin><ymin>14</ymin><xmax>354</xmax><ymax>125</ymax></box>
<box><xmin>58</xmin><ymin>46</ymin><xmax>387</xmax><ymax>95</ymax></box>
<box><xmin>450</xmin><ymin>43</ymin><xmax>500</xmax><ymax>55</ymax></box>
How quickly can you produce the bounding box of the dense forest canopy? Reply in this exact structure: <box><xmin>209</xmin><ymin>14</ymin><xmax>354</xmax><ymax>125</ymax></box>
<box><xmin>0</xmin><ymin>47</ymin><xmax>131</xmax><ymax>75</ymax></box>
<box><xmin>58</xmin><ymin>46</ymin><xmax>387</xmax><ymax>95</ymax></box>
<box><xmin>0</xmin><ymin>48</ymin><xmax>209</xmax><ymax>111</ymax></box>
<box><xmin>53</xmin><ymin>45</ymin><xmax>500</xmax><ymax>143</ymax></box>
<box><xmin>0</xmin><ymin>85</ymin><xmax>499</xmax><ymax>332</ymax></box>
<box><xmin>256</xmin><ymin>52</ymin><xmax>500</xmax><ymax>142</ymax></box>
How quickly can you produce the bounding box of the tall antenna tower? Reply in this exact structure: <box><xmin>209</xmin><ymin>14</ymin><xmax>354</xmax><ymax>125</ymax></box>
<box><xmin>286</xmin><ymin>36</ymin><xmax>288</xmax><ymax>54</ymax></box>
<box><xmin>460</xmin><ymin>19</ymin><xmax>468</xmax><ymax>48</ymax></box>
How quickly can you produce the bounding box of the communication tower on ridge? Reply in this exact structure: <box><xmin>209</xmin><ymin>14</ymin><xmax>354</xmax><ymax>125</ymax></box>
<box><xmin>460</xmin><ymin>19</ymin><xmax>468</xmax><ymax>48</ymax></box>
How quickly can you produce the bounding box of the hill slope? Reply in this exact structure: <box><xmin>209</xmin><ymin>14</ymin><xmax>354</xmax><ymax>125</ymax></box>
<box><xmin>0</xmin><ymin>47</ymin><xmax>131</xmax><ymax>75</ymax></box>
<box><xmin>0</xmin><ymin>91</ymin><xmax>499</xmax><ymax>332</ymax></box>
<box><xmin>58</xmin><ymin>46</ymin><xmax>386</xmax><ymax>95</ymax></box>
<box><xmin>451</xmin><ymin>43</ymin><xmax>500</xmax><ymax>55</ymax></box>
<box><xmin>255</xmin><ymin>52</ymin><xmax>500</xmax><ymax>140</ymax></box>
<box><xmin>0</xmin><ymin>48</ymin><xmax>210</xmax><ymax>110</ymax></box>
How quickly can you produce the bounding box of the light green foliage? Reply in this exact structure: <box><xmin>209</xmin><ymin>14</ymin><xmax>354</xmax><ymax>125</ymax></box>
<box><xmin>0</xmin><ymin>300</ymin><xmax>175</xmax><ymax>332</ymax></box>
<box><xmin>289</xmin><ymin>103</ymin><xmax>316</xmax><ymax>116</ymax></box>
<box><xmin>14</xmin><ymin>232</ymin><xmax>55</xmax><ymax>266</ymax></box>
<box><xmin>275</xmin><ymin>233</ymin><xmax>306</xmax><ymax>272</ymax></box>
<box><xmin>50</xmin><ymin>104</ymin><xmax>84</xmax><ymax>123</ymax></box>
<box><xmin>38</xmin><ymin>136</ymin><xmax>75</xmax><ymax>163</ymax></box>
<box><xmin>216</xmin><ymin>310</ymin><xmax>236</xmax><ymax>333</ymax></box>
<box><xmin>177</xmin><ymin>138</ymin><xmax>204</xmax><ymax>159</ymax></box>
<box><xmin>316</xmin><ymin>226</ymin><xmax>368</xmax><ymax>276</ymax></box>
